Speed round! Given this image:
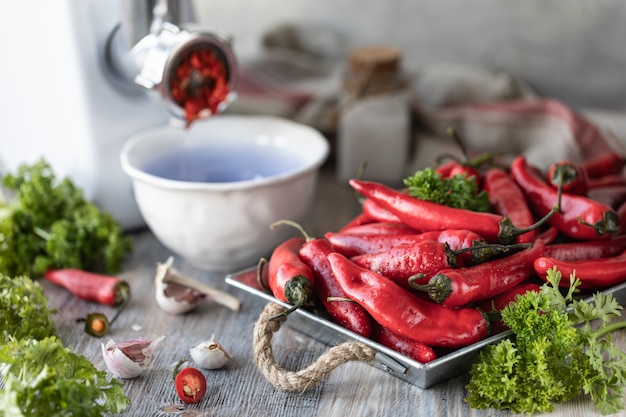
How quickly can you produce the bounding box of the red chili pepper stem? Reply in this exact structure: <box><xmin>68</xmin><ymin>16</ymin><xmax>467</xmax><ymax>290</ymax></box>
<box><xmin>455</xmin><ymin>242</ymin><xmax>533</xmax><ymax>264</ymax></box>
<box><xmin>270</xmin><ymin>219</ymin><xmax>313</xmax><ymax>242</ymax></box>
<box><xmin>498</xmin><ymin>204</ymin><xmax>559</xmax><ymax>244</ymax></box>
<box><xmin>436</xmin><ymin>127</ymin><xmax>494</xmax><ymax>169</ymax></box>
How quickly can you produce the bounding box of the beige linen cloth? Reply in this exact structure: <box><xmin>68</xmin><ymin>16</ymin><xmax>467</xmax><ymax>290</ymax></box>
<box><xmin>407</xmin><ymin>63</ymin><xmax>626</xmax><ymax>174</ymax></box>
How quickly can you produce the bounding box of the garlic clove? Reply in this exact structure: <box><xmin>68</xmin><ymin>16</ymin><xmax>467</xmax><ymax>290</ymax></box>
<box><xmin>189</xmin><ymin>339</ymin><xmax>233</xmax><ymax>370</ymax></box>
<box><xmin>155</xmin><ymin>257</ymin><xmax>241</xmax><ymax>314</ymax></box>
<box><xmin>101</xmin><ymin>335</ymin><xmax>165</xmax><ymax>378</ymax></box>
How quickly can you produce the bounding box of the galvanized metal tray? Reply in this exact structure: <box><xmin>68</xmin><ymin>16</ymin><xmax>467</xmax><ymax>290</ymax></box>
<box><xmin>226</xmin><ymin>266</ymin><xmax>626</xmax><ymax>389</ymax></box>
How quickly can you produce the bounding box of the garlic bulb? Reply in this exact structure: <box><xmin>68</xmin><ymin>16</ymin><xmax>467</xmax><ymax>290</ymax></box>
<box><xmin>189</xmin><ymin>339</ymin><xmax>232</xmax><ymax>370</ymax></box>
<box><xmin>101</xmin><ymin>336</ymin><xmax>165</xmax><ymax>378</ymax></box>
<box><xmin>155</xmin><ymin>257</ymin><xmax>241</xmax><ymax>314</ymax></box>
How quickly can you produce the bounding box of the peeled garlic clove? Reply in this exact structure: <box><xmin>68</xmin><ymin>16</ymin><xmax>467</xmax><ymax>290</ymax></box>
<box><xmin>189</xmin><ymin>339</ymin><xmax>232</xmax><ymax>370</ymax></box>
<box><xmin>101</xmin><ymin>335</ymin><xmax>165</xmax><ymax>378</ymax></box>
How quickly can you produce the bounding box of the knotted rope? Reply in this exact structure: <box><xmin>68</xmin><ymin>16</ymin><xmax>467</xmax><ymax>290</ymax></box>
<box><xmin>253</xmin><ymin>302</ymin><xmax>377</xmax><ymax>391</ymax></box>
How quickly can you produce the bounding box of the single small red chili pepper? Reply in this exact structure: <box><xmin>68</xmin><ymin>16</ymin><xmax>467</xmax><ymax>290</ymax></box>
<box><xmin>324</xmin><ymin>228</ymin><xmax>485</xmax><ymax>259</ymax></box>
<box><xmin>545</xmin><ymin>160</ymin><xmax>589</xmax><ymax>195</ymax></box>
<box><xmin>581</xmin><ymin>150</ymin><xmax>625</xmax><ymax>179</ymax></box>
<box><xmin>349</xmin><ymin>178</ymin><xmax>553</xmax><ymax>244</ymax></box>
<box><xmin>44</xmin><ymin>268</ymin><xmax>131</xmax><ymax>307</ymax></box>
<box><xmin>410</xmin><ymin>239</ymin><xmax>544</xmax><ymax>308</ymax></box>
<box><xmin>338</xmin><ymin>221</ymin><xmax>419</xmax><ymax>236</ymax></box>
<box><xmin>544</xmin><ymin>234</ymin><xmax>626</xmax><ymax>261</ymax></box>
<box><xmin>477</xmin><ymin>282</ymin><xmax>541</xmax><ymax>334</ymax></box>
<box><xmin>483</xmin><ymin>167</ymin><xmax>537</xmax><ymax>243</ymax></box>
<box><xmin>361</xmin><ymin>198</ymin><xmax>403</xmax><ymax>224</ymax></box>
<box><xmin>371</xmin><ymin>323</ymin><xmax>437</xmax><ymax>364</ymax></box>
<box><xmin>534</xmin><ymin>250</ymin><xmax>626</xmax><ymax>289</ymax></box>
<box><xmin>266</xmin><ymin>237</ymin><xmax>315</xmax><ymax>317</ymax></box>
<box><xmin>436</xmin><ymin>160</ymin><xmax>481</xmax><ymax>184</ymax></box>
<box><xmin>510</xmin><ymin>156</ymin><xmax>619</xmax><ymax>240</ymax></box>
<box><xmin>327</xmin><ymin>252</ymin><xmax>491</xmax><ymax>348</ymax></box>
<box><xmin>175</xmin><ymin>367</ymin><xmax>207</xmax><ymax>404</ymax></box>
<box><xmin>274</xmin><ymin>220</ymin><xmax>373</xmax><ymax>338</ymax></box>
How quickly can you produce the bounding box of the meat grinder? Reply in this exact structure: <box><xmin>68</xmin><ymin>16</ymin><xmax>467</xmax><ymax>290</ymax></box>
<box><xmin>0</xmin><ymin>0</ymin><xmax>238</xmax><ymax>229</ymax></box>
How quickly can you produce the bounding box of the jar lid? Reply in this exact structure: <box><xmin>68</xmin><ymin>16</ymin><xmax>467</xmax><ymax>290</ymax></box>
<box><xmin>348</xmin><ymin>46</ymin><xmax>401</xmax><ymax>74</ymax></box>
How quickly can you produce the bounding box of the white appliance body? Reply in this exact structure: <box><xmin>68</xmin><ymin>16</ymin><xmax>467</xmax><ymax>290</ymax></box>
<box><xmin>0</xmin><ymin>0</ymin><xmax>172</xmax><ymax>229</ymax></box>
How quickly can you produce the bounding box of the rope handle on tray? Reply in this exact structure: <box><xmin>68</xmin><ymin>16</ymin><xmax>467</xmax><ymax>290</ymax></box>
<box><xmin>253</xmin><ymin>302</ymin><xmax>377</xmax><ymax>392</ymax></box>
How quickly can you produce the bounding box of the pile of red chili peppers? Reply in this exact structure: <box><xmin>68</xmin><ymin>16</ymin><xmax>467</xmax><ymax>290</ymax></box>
<box><xmin>262</xmin><ymin>149</ymin><xmax>626</xmax><ymax>364</ymax></box>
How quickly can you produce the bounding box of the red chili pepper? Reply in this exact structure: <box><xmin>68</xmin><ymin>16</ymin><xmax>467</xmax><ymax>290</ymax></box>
<box><xmin>436</xmin><ymin>160</ymin><xmax>481</xmax><ymax>185</ymax></box>
<box><xmin>325</xmin><ymin>228</ymin><xmax>485</xmax><ymax>262</ymax></box>
<box><xmin>338</xmin><ymin>221</ymin><xmax>419</xmax><ymax>236</ymax></box>
<box><xmin>350</xmin><ymin>240</ymin><xmax>458</xmax><ymax>289</ymax></box>
<box><xmin>510</xmin><ymin>156</ymin><xmax>619</xmax><ymax>240</ymax></box>
<box><xmin>361</xmin><ymin>198</ymin><xmax>403</xmax><ymax>224</ymax></box>
<box><xmin>411</xmin><ymin>239</ymin><xmax>544</xmax><ymax>308</ymax></box>
<box><xmin>297</xmin><ymin>230</ymin><xmax>374</xmax><ymax>338</ymax></box>
<box><xmin>267</xmin><ymin>237</ymin><xmax>315</xmax><ymax>317</ymax></box>
<box><xmin>581</xmin><ymin>150</ymin><xmax>625</xmax><ymax>179</ymax></box>
<box><xmin>371</xmin><ymin>323</ymin><xmax>437</xmax><ymax>364</ymax></box>
<box><xmin>44</xmin><ymin>268</ymin><xmax>131</xmax><ymax>307</ymax></box>
<box><xmin>477</xmin><ymin>282</ymin><xmax>541</xmax><ymax>334</ymax></box>
<box><xmin>483</xmin><ymin>167</ymin><xmax>536</xmax><ymax>243</ymax></box>
<box><xmin>545</xmin><ymin>160</ymin><xmax>589</xmax><ymax>195</ymax></box>
<box><xmin>544</xmin><ymin>234</ymin><xmax>626</xmax><ymax>261</ymax></box>
<box><xmin>175</xmin><ymin>367</ymin><xmax>207</xmax><ymax>404</ymax></box>
<box><xmin>327</xmin><ymin>252</ymin><xmax>491</xmax><ymax>348</ymax></box>
<box><xmin>534</xmin><ymin>250</ymin><xmax>626</xmax><ymax>289</ymax></box>
<box><xmin>349</xmin><ymin>178</ymin><xmax>551</xmax><ymax>244</ymax></box>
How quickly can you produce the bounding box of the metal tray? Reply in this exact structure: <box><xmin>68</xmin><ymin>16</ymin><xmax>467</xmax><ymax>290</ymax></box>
<box><xmin>226</xmin><ymin>267</ymin><xmax>626</xmax><ymax>389</ymax></box>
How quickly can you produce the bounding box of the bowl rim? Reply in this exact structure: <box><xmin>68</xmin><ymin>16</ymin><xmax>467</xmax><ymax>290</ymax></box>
<box><xmin>120</xmin><ymin>115</ymin><xmax>330</xmax><ymax>191</ymax></box>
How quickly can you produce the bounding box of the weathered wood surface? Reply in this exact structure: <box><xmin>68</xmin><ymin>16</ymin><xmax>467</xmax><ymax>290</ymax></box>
<box><xmin>43</xmin><ymin>164</ymin><xmax>626</xmax><ymax>417</ymax></box>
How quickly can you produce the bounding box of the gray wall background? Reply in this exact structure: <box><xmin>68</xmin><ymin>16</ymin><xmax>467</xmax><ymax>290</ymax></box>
<box><xmin>195</xmin><ymin>0</ymin><xmax>626</xmax><ymax>112</ymax></box>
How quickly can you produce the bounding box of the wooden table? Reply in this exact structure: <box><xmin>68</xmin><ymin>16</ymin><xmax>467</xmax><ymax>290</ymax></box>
<box><xmin>42</xmin><ymin>162</ymin><xmax>626</xmax><ymax>417</ymax></box>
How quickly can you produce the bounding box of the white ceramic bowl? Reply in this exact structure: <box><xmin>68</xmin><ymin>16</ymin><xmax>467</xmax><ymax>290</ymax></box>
<box><xmin>120</xmin><ymin>115</ymin><xmax>330</xmax><ymax>272</ymax></box>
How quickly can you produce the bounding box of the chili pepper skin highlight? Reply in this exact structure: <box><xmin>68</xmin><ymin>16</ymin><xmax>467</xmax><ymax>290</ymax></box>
<box><xmin>412</xmin><ymin>240</ymin><xmax>545</xmax><ymax>308</ymax></box>
<box><xmin>44</xmin><ymin>268</ymin><xmax>130</xmax><ymax>307</ymax></box>
<box><xmin>510</xmin><ymin>156</ymin><xmax>619</xmax><ymax>240</ymax></box>
<box><xmin>534</xmin><ymin>250</ymin><xmax>626</xmax><ymax>289</ymax></box>
<box><xmin>327</xmin><ymin>252</ymin><xmax>491</xmax><ymax>348</ymax></box>
<box><xmin>267</xmin><ymin>237</ymin><xmax>315</xmax><ymax>317</ymax></box>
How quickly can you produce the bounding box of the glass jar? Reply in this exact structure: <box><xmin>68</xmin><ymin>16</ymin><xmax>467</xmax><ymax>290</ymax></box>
<box><xmin>336</xmin><ymin>46</ymin><xmax>411</xmax><ymax>186</ymax></box>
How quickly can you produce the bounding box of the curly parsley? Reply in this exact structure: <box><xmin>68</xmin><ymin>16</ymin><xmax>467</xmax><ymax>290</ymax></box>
<box><xmin>403</xmin><ymin>167</ymin><xmax>490</xmax><ymax>212</ymax></box>
<box><xmin>0</xmin><ymin>274</ymin><xmax>56</xmax><ymax>344</ymax></box>
<box><xmin>0</xmin><ymin>158</ymin><xmax>132</xmax><ymax>277</ymax></box>
<box><xmin>0</xmin><ymin>336</ymin><xmax>130</xmax><ymax>417</ymax></box>
<box><xmin>465</xmin><ymin>267</ymin><xmax>626</xmax><ymax>415</ymax></box>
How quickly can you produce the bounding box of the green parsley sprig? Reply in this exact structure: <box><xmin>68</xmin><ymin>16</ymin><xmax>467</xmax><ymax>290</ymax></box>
<box><xmin>0</xmin><ymin>336</ymin><xmax>130</xmax><ymax>416</ymax></box>
<box><xmin>465</xmin><ymin>266</ymin><xmax>626</xmax><ymax>415</ymax></box>
<box><xmin>0</xmin><ymin>158</ymin><xmax>132</xmax><ymax>277</ymax></box>
<box><xmin>0</xmin><ymin>274</ymin><xmax>56</xmax><ymax>344</ymax></box>
<box><xmin>403</xmin><ymin>167</ymin><xmax>490</xmax><ymax>212</ymax></box>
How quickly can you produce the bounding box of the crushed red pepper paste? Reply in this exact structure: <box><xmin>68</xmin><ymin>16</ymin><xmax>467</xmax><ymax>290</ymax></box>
<box><xmin>169</xmin><ymin>45</ymin><xmax>230</xmax><ymax>127</ymax></box>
